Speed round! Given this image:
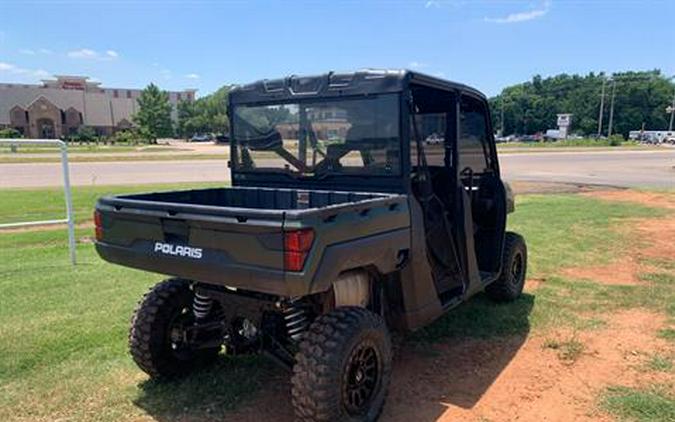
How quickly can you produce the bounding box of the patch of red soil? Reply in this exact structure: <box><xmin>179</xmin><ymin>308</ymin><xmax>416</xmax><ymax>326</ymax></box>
<box><xmin>560</xmin><ymin>204</ymin><xmax>674</xmax><ymax>285</ymax></box>
<box><xmin>224</xmin><ymin>310</ymin><xmax>670</xmax><ymax>422</ymax></box>
<box><xmin>524</xmin><ymin>278</ymin><xmax>545</xmax><ymax>291</ymax></box>
<box><xmin>584</xmin><ymin>190</ymin><xmax>675</xmax><ymax>210</ymax></box>
<box><xmin>385</xmin><ymin>310</ymin><xmax>670</xmax><ymax>422</ymax></box>
<box><xmin>635</xmin><ymin>218</ymin><xmax>675</xmax><ymax>260</ymax></box>
<box><xmin>560</xmin><ymin>258</ymin><xmax>647</xmax><ymax>286</ymax></box>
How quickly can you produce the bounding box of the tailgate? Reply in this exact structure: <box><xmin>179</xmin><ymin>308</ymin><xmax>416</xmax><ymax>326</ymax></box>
<box><xmin>94</xmin><ymin>196</ymin><xmax>287</xmax><ymax>294</ymax></box>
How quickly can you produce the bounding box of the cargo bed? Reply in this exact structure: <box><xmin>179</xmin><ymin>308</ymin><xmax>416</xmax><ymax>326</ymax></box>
<box><xmin>94</xmin><ymin>186</ymin><xmax>410</xmax><ymax>296</ymax></box>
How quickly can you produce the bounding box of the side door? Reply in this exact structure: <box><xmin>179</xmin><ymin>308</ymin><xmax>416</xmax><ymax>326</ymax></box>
<box><xmin>456</xmin><ymin>94</ymin><xmax>506</xmax><ymax>292</ymax></box>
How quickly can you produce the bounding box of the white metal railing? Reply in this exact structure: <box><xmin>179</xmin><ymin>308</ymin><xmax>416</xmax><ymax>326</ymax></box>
<box><xmin>0</xmin><ymin>139</ymin><xmax>76</xmax><ymax>264</ymax></box>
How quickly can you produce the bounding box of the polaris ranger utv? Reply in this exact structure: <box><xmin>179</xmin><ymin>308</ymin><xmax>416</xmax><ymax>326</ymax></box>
<box><xmin>94</xmin><ymin>70</ymin><xmax>527</xmax><ymax>421</ymax></box>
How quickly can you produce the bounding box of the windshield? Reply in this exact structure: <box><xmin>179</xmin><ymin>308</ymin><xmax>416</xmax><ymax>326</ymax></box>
<box><xmin>232</xmin><ymin>94</ymin><xmax>400</xmax><ymax>178</ymax></box>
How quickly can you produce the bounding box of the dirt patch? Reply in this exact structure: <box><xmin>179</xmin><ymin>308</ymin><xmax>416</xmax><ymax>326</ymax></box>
<box><xmin>524</xmin><ymin>278</ymin><xmax>545</xmax><ymax>291</ymax></box>
<box><xmin>584</xmin><ymin>190</ymin><xmax>675</xmax><ymax>210</ymax></box>
<box><xmin>635</xmin><ymin>218</ymin><xmax>675</xmax><ymax>260</ymax></box>
<box><xmin>560</xmin><ymin>257</ymin><xmax>649</xmax><ymax>286</ymax></box>
<box><xmin>224</xmin><ymin>310</ymin><xmax>670</xmax><ymax>422</ymax></box>
<box><xmin>560</xmin><ymin>191</ymin><xmax>675</xmax><ymax>284</ymax></box>
<box><xmin>417</xmin><ymin>309</ymin><xmax>670</xmax><ymax>422</ymax></box>
<box><xmin>509</xmin><ymin>181</ymin><xmax>619</xmax><ymax>195</ymax></box>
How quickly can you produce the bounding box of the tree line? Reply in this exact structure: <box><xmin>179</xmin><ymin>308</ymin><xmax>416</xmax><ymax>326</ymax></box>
<box><xmin>489</xmin><ymin>70</ymin><xmax>675</xmax><ymax>138</ymax></box>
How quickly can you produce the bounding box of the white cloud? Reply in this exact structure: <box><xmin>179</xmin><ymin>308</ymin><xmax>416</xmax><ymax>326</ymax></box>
<box><xmin>425</xmin><ymin>0</ymin><xmax>440</xmax><ymax>8</ymax></box>
<box><xmin>67</xmin><ymin>48</ymin><xmax>119</xmax><ymax>60</ymax></box>
<box><xmin>32</xmin><ymin>69</ymin><xmax>51</xmax><ymax>78</ymax></box>
<box><xmin>160</xmin><ymin>69</ymin><xmax>172</xmax><ymax>80</ymax></box>
<box><xmin>485</xmin><ymin>0</ymin><xmax>551</xmax><ymax>24</ymax></box>
<box><xmin>0</xmin><ymin>61</ymin><xmax>52</xmax><ymax>80</ymax></box>
<box><xmin>409</xmin><ymin>61</ymin><xmax>429</xmax><ymax>69</ymax></box>
<box><xmin>67</xmin><ymin>48</ymin><xmax>97</xmax><ymax>59</ymax></box>
<box><xmin>20</xmin><ymin>48</ymin><xmax>53</xmax><ymax>56</ymax></box>
<box><xmin>185</xmin><ymin>73</ymin><xmax>200</xmax><ymax>80</ymax></box>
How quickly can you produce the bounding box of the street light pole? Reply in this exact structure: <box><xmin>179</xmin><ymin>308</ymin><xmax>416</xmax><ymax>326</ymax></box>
<box><xmin>607</xmin><ymin>79</ymin><xmax>617</xmax><ymax>137</ymax></box>
<box><xmin>597</xmin><ymin>78</ymin><xmax>606</xmax><ymax>137</ymax></box>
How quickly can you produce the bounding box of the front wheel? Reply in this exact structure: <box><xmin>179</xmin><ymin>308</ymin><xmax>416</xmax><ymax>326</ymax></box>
<box><xmin>291</xmin><ymin>307</ymin><xmax>392</xmax><ymax>422</ymax></box>
<box><xmin>486</xmin><ymin>232</ymin><xmax>528</xmax><ymax>302</ymax></box>
<box><xmin>128</xmin><ymin>278</ymin><xmax>221</xmax><ymax>378</ymax></box>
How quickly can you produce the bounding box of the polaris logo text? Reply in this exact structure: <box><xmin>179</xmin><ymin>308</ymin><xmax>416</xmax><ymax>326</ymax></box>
<box><xmin>154</xmin><ymin>242</ymin><xmax>203</xmax><ymax>259</ymax></box>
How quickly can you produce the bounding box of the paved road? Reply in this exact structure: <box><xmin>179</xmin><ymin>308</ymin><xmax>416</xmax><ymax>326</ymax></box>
<box><xmin>0</xmin><ymin>150</ymin><xmax>673</xmax><ymax>189</ymax></box>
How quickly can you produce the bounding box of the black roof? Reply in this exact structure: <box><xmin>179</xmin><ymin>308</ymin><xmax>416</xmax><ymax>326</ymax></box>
<box><xmin>229</xmin><ymin>69</ymin><xmax>486</xmax><ymax>105</ymax></box>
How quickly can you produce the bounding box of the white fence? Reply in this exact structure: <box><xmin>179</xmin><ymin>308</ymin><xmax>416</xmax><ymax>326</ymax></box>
<box><xmin>0</xmin><ymin>139</ymin><xmax>76</xmax><ymax>264</ymax></box>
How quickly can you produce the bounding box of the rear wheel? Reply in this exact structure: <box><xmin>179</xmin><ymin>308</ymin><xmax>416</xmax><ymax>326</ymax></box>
<box><xmin>291</xmin><ymin>307</ymin><xmax>392</xmax><ymax>422</ymax></box>
<box><xmin>486</xmin><ymin>232</ymin><xmax>527</xmax><ymax>302</ymax></box>
<box><xmin>129</xmin><ymin>278</ymin><xmax>221</xmax><ymax>378</ymax></box>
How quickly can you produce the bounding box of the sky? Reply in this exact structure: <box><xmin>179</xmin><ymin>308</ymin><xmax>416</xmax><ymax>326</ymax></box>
<box><xmin>0</xmin><ymin>0</ymin><xmax>673</xmax><ymax>97</ymax></box>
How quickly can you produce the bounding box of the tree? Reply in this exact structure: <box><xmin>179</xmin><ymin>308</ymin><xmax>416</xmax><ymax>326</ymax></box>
<box><xmin>176</xmin><ymin>85</ymin><xmax>231</xmax><ymax>138</ymax></box>
<box><xmin>133</xmin><ymin>83</ymin><xmax>173</xmax><ymax>143</ymax></box>
<box><xmin>489</xmin><ymin>70</ymin><xmax>675</xmax><ymax>137</ymax></box>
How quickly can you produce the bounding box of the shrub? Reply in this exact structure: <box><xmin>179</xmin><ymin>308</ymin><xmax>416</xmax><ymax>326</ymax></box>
<box><xmin>70</xmin><ymin>126</ymin><xmax>98</xmax><ymax>144</ymax></box>
<box><xmin>112</xmin><ymin>130</ymin><xmax>137</xmax><ymax>144</ymax></box>
<box><xmin>0</xmin><ymin>128</ymin><xmax>22</xmax><ymax>139</ymax></box>
<box><xmin>608</xmin><ymin>134</ymin><xmax>625</xmax><ymax>146</ymax></box>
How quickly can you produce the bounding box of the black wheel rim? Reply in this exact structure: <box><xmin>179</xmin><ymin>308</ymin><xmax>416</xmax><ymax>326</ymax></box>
<box><xmin>343</xmin><ymin>341</ymin><xmax>380</xmax><ymax>415</ymax></box>
<box><xmin>510</xmin><ymin>252</ymin><xmax>524</xmax><ymax>285</ymax></box>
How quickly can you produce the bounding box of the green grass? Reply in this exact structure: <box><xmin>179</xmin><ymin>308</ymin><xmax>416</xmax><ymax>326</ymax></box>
<box><xmin>0</xmin><ymin>189</ymin><xmax>673</xmax><ymax>421</ymax></box>
<box><xmin>602</xmin><ymin>385</ymin><xmax>675</xmax><ymax>422</ymax></box>
<box><xmin>498</xmin><ymin>139</ymin><xmax>642</xmax><ymax>148</ymax></box>
<box><xmin>0</xmin><ymin>153</ymin><xmax>228</xmax><ymax>164</ymax></box>
<box><xmin>543</xmin><ymin>335</ymin><xmax>586</xmax><ymax>364</ymax></box>
<box><xmin>0</xmin><ymin>144</ymin><xmax>180</xmax><ymax>154</ymax></box>
<box><xmin>0</xmin><ymin>182</ymin><xmax>225</xmax><ymax>225</ymax></box>
<box><xmin>508</xmin><ymin>194</ymin><xmax>665</xmax><ymax>276</ymax></box>
<box><xmin>645</xmin><ymin>354</ymin><xmax>673</xmax><ymax>372</ymax></box>
<box><xmin>658</xmin><ymin>328</ymin><xmax>675</xmax><ymax>342</ymax></box>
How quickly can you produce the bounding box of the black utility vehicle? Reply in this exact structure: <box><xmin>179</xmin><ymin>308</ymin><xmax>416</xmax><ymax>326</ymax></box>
<box><xmin>94</xmin><ymin>70</ymin><xmax>527</xmax><ymax>421</ymax></box>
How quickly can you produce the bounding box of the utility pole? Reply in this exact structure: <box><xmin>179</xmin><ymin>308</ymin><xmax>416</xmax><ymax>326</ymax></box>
<box><xmin>500</xmin><ymin>95</ymin><xmax>505</xmax><ymax>136</ymax></box>
<box><xmin>668</xmin><ymin>90</ymin><xmax>675</xmax><ymax>131</ymax></box>
<box><xmin>597</xmin><ymin>78</ymin><xmax>606</xmax><ymax>137</ymax></box>
<box><xmin>607</xmin><ymin>79</ymin><xmax>617</xmax><ymax>137</ymax></box>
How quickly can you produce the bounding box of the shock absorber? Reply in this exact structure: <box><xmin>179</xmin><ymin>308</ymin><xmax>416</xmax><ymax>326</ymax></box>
<box><xmin>192</xmin><ymin>291</ymin><xmax>213</xmax><ymax>320</ymax></box>
<box><xmin>283</xmin><ymin>298</ymin><xmax>309</xmax><ymax>342</ymax></box>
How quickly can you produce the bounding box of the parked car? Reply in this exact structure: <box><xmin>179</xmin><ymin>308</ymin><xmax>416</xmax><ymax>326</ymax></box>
<box><xmin>189</xmin><ymin>133</ymin><xmax>213</xmax><ymax>142</ymax></box>
<box><xmin>94</xmin><ymin>70</ymin><xmax>528</xmax><ymax>421</ymax></box>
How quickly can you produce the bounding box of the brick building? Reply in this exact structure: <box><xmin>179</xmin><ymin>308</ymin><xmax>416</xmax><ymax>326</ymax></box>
<box><xmin>0</xmin><ymin>75</ymin><xmax>195</xmax><ymax>138</ymax></box>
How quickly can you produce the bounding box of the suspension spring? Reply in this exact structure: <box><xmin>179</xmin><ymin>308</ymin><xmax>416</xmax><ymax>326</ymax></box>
<box><xmin>193</xmin><ymin>291</ymin><xmax>213</xmax><ymax>320</ymax></box>
<box><xmin>283</xmin><ymin>298</ymin><xmax>310</xmax><ymax>342</ymax></box>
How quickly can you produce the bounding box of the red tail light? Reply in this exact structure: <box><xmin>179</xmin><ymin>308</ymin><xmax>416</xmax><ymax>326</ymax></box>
<box><xmin>284</xmin><ymin>228</ymin><xmax>314</xmax><ymax>272</ymax></box>
<box><xmin>94</xmin><ymin>210</ymin><xmax>103</xmax><ymax>241</ymax></box>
